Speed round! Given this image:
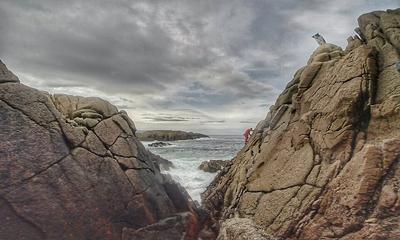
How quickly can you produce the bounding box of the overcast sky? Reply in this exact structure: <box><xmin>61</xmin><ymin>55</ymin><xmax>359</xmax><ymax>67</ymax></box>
<box><xmin>0</xmin><ymin>0</ymin><xmax>398</xmax><ymax>134</ymax></box>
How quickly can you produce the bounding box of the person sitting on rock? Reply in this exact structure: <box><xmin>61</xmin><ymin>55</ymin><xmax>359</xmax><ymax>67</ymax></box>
<box><xmin>312</xmin><ymin>33</ymin><xmax>326</xmax><ymax>45</ymax></box>
<box><xmin>243</xmin><ymin>128</ymin><xmax>253</xmax><ymax>144</ymax></box>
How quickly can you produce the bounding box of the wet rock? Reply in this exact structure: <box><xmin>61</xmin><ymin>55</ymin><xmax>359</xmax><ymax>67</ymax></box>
<box><xmin>150</xmin><ymin>153</ymin><xmax>174</xmax><ymax>171</ymax></box>
<box><xmin>199</xmin><ymin>160</ymin><xmax>230</xmax><ymax>173</ymax></box>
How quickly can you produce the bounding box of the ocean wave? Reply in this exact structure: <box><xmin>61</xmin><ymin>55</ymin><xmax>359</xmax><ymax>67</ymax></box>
<box><xmin>146</xmin><ymin>135</ymin><xmax>242</xmax><ymax>202</ymax></box>
<box><xmin>192</xmin><ymin>137</ymin><xmax>214</xmax><ymax>141</ymax></box>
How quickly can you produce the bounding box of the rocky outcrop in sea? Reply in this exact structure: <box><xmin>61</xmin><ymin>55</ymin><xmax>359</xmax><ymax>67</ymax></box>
<box><xmin>148</xmin><ymin>141</ymin><xmax>173</xmax><ymax>147</ymax></box>
<box><xmin>137</xmin><ymin>130</ymin><xmax>209</xmax><ymax>141</ymax></box>
<box><xmin>202</xmin><ymin>8</ymin><xmax>400</xmax><ymax>240</ymax></box>
<box><xmin>0</xmin><ymin>61</ymin><xmax>201</xmax><ymax>239</ymax></box>
<box><xmin>199</xmin><ymin>160</ymin><xmax>230</xmax><ymax>173</ymax></box>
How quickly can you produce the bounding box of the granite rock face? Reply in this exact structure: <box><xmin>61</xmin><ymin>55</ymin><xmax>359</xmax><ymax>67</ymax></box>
<box><xmin>137</xmin><ymin>130</ymin><xmax>209</xmax><ymax>141</ymax></box>
<box><xmin>217</xmin><ymin>218</ymin><xmax>276</xmax><ymax>240</ymax></box>
<box><xmin>203</xmin><ymin>9</ymin><xmax>400</xmax><ymax>239</ymax></box>
<box><xmin>0</xmin><ymin>64</ymin><xmax>199</xmax><ymax>239</ymax></box>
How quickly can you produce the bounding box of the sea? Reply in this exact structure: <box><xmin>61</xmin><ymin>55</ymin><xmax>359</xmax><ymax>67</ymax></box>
<box><xmin>142</xmin><ymin>135</ymin><xmax>244</xmax><ymax>202</ymax></box>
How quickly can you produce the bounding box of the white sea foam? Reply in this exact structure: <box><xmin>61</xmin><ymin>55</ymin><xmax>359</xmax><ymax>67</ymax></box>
<box><xmin>144</xmin><ymin>135</ymin><xmax>243</xmax><ymax>202</ymax></box>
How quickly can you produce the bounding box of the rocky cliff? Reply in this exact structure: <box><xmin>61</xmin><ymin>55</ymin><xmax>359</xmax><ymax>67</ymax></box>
<box><xmin>203</xmin><ymin>9</ymin><xmax>400</xmax><ymax>240</ymax></box>
<box><xmin>0</xmin><ymin>61</ymin><xmax>201</xmax><ymax>239</ymax></box>
<box><xmin>137</xmin><ymin>130</ymin><xmax>209</xmax><ymax>141</ymax></box>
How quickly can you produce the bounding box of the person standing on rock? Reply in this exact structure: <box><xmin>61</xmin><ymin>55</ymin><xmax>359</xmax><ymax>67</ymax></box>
<box><xmin>312</xmin><ymin>33</ymin><xmax>326</xmax><ymax>45</ymax></box>
<box><xmin>243</xmin><ymin>128</ymin><xmax>253</xmax><ymax>144</ymax></box>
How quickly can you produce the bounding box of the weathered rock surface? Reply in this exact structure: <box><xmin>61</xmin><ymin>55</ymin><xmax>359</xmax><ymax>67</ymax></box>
<box><xmin>0</xmin><ymin>60</ymin><xmax>19</xmax><ymax>83</ymax></box>
<box><xmin>150</xmin><ymin>153</ymin><xmax>174</xmax><ymax>171</ymax></box>
<box><xmin>202</xmin><ymin>9</ymin><xmax>400</xmax><ymax>239</ymax></box>
<box><xmin>122</xmin><ymin>212</ymin><xmax>198</xmax><ymax>240</ymax></box>
<box><xmin>199</xmin><ymin>160</ymin><xmax>230</xmax><ymax>173</ymax></box>
<box><xmin>0</xmin><ymin>63</ymin><xmax>200</xmax><ymax>239</ymax></box>
<box><xmin>217</xmin><ymin>218</ymin><xmax>276</xmax><ymax>240</ymax></box>
<box><xmin>138</xmin><ymin>130</ymin><xmax>209</xmax><ymax>141</ymax></box>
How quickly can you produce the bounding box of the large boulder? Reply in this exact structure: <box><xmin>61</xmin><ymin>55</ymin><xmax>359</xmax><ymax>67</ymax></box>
<box><xmin>0</xmin><ymin>63</ymin><xmax>200</xmax><ymax>239</ymax></box>
<box><xmin>199</xmin><ymin>160</ymin><xmax>230</xmax><ymax>173</ymax></box>
<box><xmin>202</xmin><ymin>9</ymin><xmax>400</xmax><ymax>240</ymax></box>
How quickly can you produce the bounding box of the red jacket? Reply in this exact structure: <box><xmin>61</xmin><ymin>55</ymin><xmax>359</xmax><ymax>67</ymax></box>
<box><xmin>243</xmin><ymin>128</ymin><xmax>252</xmax><ymax>137</ymax></box>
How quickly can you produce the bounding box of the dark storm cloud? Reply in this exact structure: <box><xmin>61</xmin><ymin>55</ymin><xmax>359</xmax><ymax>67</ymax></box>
<box><xmin>0</xmin><ymin>0</ymin><xmax>280</xmax><ymax>97</ymax></box>
<box><xmin>0</xmin><ymin>0</ymin><xmax>398</xmax><ymax>132</ymax></box>
<box><xmin>0</xmin><ymin>0</ymin><xmax>180</xmax><ymax>93</ymax></box>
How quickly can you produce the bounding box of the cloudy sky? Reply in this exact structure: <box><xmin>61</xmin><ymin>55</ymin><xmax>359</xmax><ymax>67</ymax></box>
<box><xmin>0</xmin><ymin>0</ymin><xmax>398</xmax><ymax>134</ymax></box>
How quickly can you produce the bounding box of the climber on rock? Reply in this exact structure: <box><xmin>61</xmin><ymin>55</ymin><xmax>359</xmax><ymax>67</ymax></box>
<box><xmin>396</xmin><ymin>61</ymin><xmax>400</xmax><ymax>73</ymax></box>
<box><xmin>243</xmin><ymin>128</ymin><xmax>253</xmax><ymax>144</ymax></box>
<box><xmin>312</xmin><ymin>33</ymin><xmax>326</xmax><ymax>45</ymax></box>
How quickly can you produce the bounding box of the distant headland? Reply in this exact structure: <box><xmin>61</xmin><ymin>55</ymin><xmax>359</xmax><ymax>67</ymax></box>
<box><xmin>137</xmin><ymin>130</ymin><xmax>209</xmax><ymax>141</ymax></box>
